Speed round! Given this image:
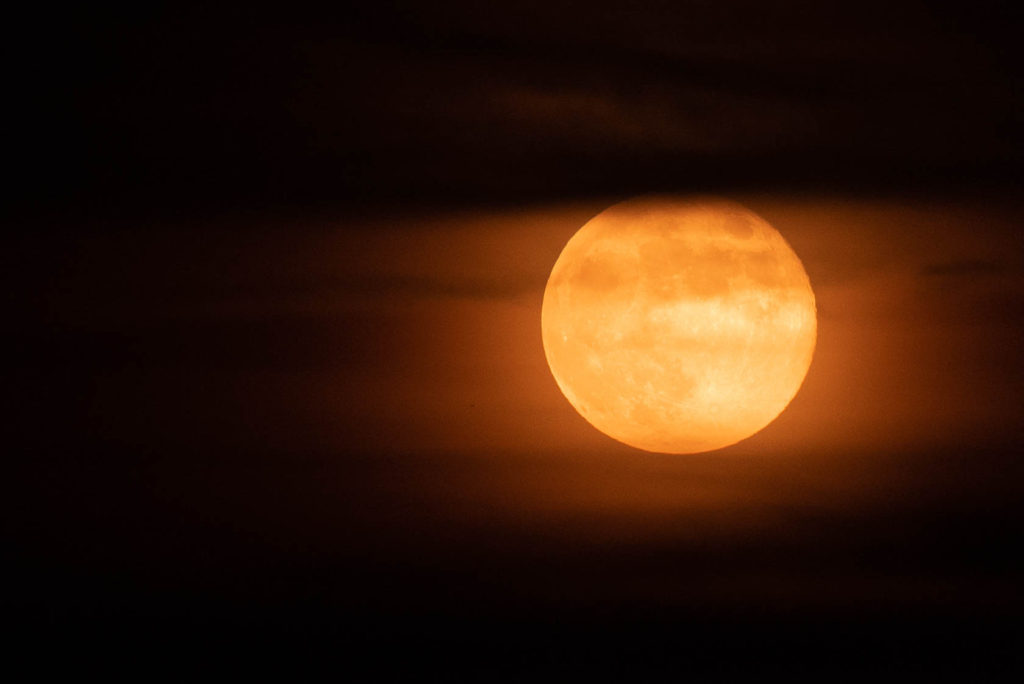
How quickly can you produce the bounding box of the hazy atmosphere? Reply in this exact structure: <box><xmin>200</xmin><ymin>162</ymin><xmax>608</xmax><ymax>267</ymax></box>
<box><xmin>7</xmin><ymin>2</ymin><xmax>1024</xmax><ymax>675</ymax></box>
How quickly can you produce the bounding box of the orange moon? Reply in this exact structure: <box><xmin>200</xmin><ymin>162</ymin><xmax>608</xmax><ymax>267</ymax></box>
<box><xmin>541</xmin><ymin>196</ymin><xmax>817</xmax><ymax>454</ymax></box>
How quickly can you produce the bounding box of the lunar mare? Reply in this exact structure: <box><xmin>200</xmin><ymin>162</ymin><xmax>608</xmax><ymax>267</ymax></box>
<box><xmin>541</xmin><ymin>196</ymin><xmax>817</xmax><ymax>453</ymax></box>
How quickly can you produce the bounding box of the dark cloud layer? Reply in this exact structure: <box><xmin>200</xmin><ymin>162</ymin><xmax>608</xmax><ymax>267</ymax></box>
<box><xmin>9</xmin><ymin>1</ymin><xmax>1024</xmax><ymax>221</ymax></box>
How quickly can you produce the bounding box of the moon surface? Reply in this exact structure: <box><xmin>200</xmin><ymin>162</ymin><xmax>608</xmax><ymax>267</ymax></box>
<box><xmin>541</xmin><ymin>196</ymin><xmax>817</xmax><ymax>454</ymax></box>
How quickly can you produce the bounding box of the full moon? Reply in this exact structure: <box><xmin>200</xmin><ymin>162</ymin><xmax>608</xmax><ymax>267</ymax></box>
<box><xmin>541</xmin><ymin>196</ymin><xmax>817</xmax><ymax>454</ymax></box>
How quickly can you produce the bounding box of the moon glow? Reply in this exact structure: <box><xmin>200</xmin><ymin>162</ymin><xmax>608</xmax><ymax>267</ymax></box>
<box><xmin>541</xmin><ymin>197</ymin><xmax>817</xmax><ymax>454</ymax></box>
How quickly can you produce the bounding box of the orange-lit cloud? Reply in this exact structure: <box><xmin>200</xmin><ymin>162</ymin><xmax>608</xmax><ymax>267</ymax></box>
<box><xmin>32</xmin><ymin>194</ymin><xmax>1022</xmax><ymax>467</ymax></box>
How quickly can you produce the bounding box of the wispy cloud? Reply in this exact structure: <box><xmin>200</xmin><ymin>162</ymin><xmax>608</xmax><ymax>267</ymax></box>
<box><xmin>920</xmin><ymin>259</ymin><xmax>1005</xmax><ymax>278</ymax></box>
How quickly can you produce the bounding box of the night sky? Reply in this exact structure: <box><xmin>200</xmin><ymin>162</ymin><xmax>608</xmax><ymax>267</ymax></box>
<box><xmin>7</xmin><ymin>2</ymin><xmax>1024</xmax><ymax>675</ymax></box>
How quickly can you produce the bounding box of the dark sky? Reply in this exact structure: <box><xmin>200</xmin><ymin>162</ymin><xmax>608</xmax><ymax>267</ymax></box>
<box><xmin>11</xmin><ymin>1</ymin><xmax>1024</xmax><ymax>214</ymax></box>
<box><xmin>6</xmin><ymin>2</ymin><xmax>1024</xmax><ymax>676</ymax></box>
